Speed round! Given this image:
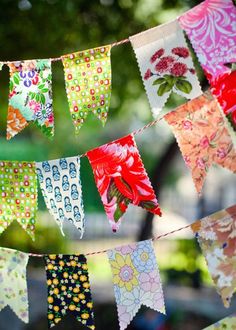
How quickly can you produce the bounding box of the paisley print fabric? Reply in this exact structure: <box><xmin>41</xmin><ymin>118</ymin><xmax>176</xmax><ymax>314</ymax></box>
<box><xmin>36</xmin><ymin>157</ymin><xmax>85</xmax><ymax>237</ymax></box>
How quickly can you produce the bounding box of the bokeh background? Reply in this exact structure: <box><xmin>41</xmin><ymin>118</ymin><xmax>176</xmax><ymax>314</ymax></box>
<box><xmin>0</xmin><ymin>0</ymin><xmax>236</xmax><ymax>329</ymax></box>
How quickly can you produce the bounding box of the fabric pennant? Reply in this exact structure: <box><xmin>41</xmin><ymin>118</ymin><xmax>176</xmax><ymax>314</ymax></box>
<box><xmin>203</xmin><ymin>312</ymin><xmax>236</xmax><ymax>330</ymax></box>
<box><xmin>36</xmin><ymin>157</ymin><xmax>85</xmax><ymax>237</ymax></box>
<box><xmin>7</xmin><ymin>59</ymin><xmax>54</xmax><ymax>139</ymax></box>
<box><xmin>129</xmin><ymin>19</ymin><xmax>201</xmax><ymax>118</ymax></box>
<box><xmin>44</xmin><ymin>254</ymin><xmax>95</xmax><ymax>329</ymax></box>
<box><xmin>0</xmin><ymin>160</ymin><xmax>37</xmax><ymax>240</ymax></box>
<box><xmin>191</xmin><ymin>205</ymin><xmax>236</xmax><ymax>308</ymax></box>
<box><xmin>164</xmin><ymin>92</ymin><xmax>236</xmax><ymax>194</ymax></box>
<box><xmin>107</xmin><ymin>240</ymin><xmax>165</xmax><ymax>330</ymax></box>
<box><xmin>86</xmin><ymin>134</ymin><xmax>161</xmax><ymax>232</ymax></box>
<box><xmin>178</xmin><ymin>0</ymin><xmax>236</xmax><ymax>83</ymax></box>
<box><xmin>62</xmin><ymin>45</ymin><xmax>111</xmax><ymax>133</ymax></box>
<box><xmin>0</xmin><ymin>248</ymin><xmax>29</xmax><ymax>323</ymax></box>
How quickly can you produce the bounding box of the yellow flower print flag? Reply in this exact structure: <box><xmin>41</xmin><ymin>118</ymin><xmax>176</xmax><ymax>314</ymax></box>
<box><xmin>7</xmin><ymin>59</ymin><xmax>54</xmax><ymax>139</ymax></box>
<box><xmin>203</xmin><ymin>312</ymin><xmax>236</xmax><ymax>330</ymax></box>
<box><xmin>129</xmin><ymin>20</ymin><xmax>202</xmax><ymax>118</ymax></box>
<box><xmin>164</xmin><ymin>92</ymin><xmax>236</xmax><ymax>194</ymax></box>
<box><xmin>62</xmin><ymin>45</ymin><xmax>111</xmax><ymax>133</ymax></box>
<box><xmin>0</xmin><ymin>248</ymin><xmax>29</xmax><ymax>323</ymax></box>
<box><xmin>191</xmin><ymin>205</ymin><xmax>236</xmax><ymax>308</ymax></box>
<box><xmin>0</xmin><ymin>160</ymin><xmax>38</xmax><ymax>240</ymax></box>
<box><xmin>44</xmin><ymin>254</ymin><xmax>95</xmax><ymax>329</ymax></box>
<box><xmin>107</xmin><ymin>240</ymin><xmax>165</xmax><ymax>330</ymax></box>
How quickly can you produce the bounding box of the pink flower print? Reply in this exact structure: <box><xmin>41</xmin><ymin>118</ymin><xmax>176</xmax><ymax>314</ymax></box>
<box><xmin>48</xmin><ymin>113</ymin><xmax>54</xmax><ymax>124</ymax></box>
<box><xmin>119</xmin><ymin>265</ymin><xmax>135</xmax><ymax>282</ymax></box>
<box><xmin>217</xmin><ymin>147</ymin><xmax>227</xmax><ymax>159</ymax></box>
<box><xmin>170</xmin><ymin>62</ymin><xmax>188</xmax><ymax>77</ymax></box>
<box><xmin>144</xmin><ymin>69</ymin><xmax>152</xmax><ymax>80</ymax></box>
<box><xmin>150</xmin><ymin>48</ymin><xmax>164</xmax><ymax>63</ymax></box>
<box><xmin>183</xmin><ymin>155</ymin><xmax>191</xmax><ymax>167</ymax></box>
<box><xmin>116</xmin><ymin>244</ymin><xmax>136</xmax><ymax>255</ymax></box>
<box><xmin>139</xmin><ymin>270</ymin><xmax>160</xmax><ymax>293</ymax></box>
<box><xmin>155</xmin><ymin>56</ymin><xmax>175</xmax><ymax>73</ymax></box>
<box><xmin>200</xmin><ymin>136</ymin><xmax>210</xmax><ymax>149</ymax></box>
<box><xmin>196</xmin><ymin>157</ymin><xmax>205</xmax><ymax>169</ymax></box>
<box><xmin>171</xmin><ymin>47</ymin><xmax>189</xmax><ymax>58</ymax></box>
<box><xmin>28</xmin><ymin>100</ymin><xmax>41</xmax><ymax>112</ymax></box>
<box><xmin>182</xmin><ymin>120</ymin><xmax>192</xmax><ymax>130</ymax></box>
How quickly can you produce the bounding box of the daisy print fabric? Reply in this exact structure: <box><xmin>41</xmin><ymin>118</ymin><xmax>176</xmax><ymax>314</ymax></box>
<box><xmin>7</xmin><ymin>59</ymin><xmax>54</xmax><ymax>139</ymax></box>
<box><xmin>107</xmin><ymin>240</ymin><xmax>165</xmax><ymax>330</ymax></box>
<box><xmin>62</xmin><ymin>45</ymin><xmax>111</xmax><ymax>133</ymax></box>
<box><xmin>191</xmin><ymin>205</ymin><xmax>236</xmax><ymax>308</ymax></box>
<box><xmin>36</xmin><ymin>157</ymin><xmax>85</xmax><ymax>237</ymax></box>
<box><xmin>86</xmin><ymin>134</ymin><xmax>161</xmax><ymax>232</ymax></box>
<box><xmin>129</xmin><ymin>19</ymin><xmax>201</xmax><ymax>117</ymax></box>
<box><xmin>44</xmin><ymin>254</ymin><xmax>95</xmax><ymax>329</ymax></box>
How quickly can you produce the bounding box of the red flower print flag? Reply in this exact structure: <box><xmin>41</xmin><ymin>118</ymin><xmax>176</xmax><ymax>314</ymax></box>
<box><xmin>62</xmin><ymin>45</ymin><xmax>111</xmax><ymax>134</ymax></box>
<box><xmin>129</xmin><ymin>20</ymin><xmax>201</xmax><ymax>118</ymax></box>
<box><xmin>164</xmin><ymin>92</ymin><xmax>236</xmax><ymax>194</ymax></box>
<box><xmin>86</xmin><ymin>134</ymin><xmax>161</xmax><ymax>232</ymax></box>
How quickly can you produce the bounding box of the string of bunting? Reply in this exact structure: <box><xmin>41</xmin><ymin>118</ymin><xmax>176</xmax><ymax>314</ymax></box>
<box><xmin>0</xmin><ymin>205</ymin><xmax>235</xmax><ymax>329</ymax></box>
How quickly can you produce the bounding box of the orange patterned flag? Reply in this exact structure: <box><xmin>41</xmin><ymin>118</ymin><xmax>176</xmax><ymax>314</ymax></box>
<box><xmin>164</xmin><ymin>92</ymin><xmax>236</xmax><ymax>194</ymax></box>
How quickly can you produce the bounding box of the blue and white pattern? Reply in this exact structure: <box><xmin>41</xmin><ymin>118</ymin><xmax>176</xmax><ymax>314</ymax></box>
<box><xmin>36</xmin><ymin>156</ymin><xmax>85</xmax><ymax>237</ymax></box>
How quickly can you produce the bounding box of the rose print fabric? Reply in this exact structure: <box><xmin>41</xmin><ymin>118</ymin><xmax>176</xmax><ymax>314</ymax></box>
<box><xmin>129</xmin><ymin>20</ymin><xmax>201</xmax><ymax>117</ymax></box>
<box><xmin>178</xmin><ymin>0</ymin><xmax>236</xmax><ymax>83</ymax></box>
<box><xmin>7</xmin><ymin>59</ymin><xmax>54</xmax><ymax>139</ymax></box>
<box><xmin>107</xmin><ymin>240</ymin><xmax>165</xmax><ymax>330</ymax></box>
<box><xmin>203</xmin><ymin>312</ymin><xmax>236</xmax><ymax>330</ymax></box>
<box><xmin>62</xmin><ymin>45</ymin><xmax>111</xmax><ymax>133</ymax></box>
<box><xmin>36</xmin><ymin>157</ymin><xmax>85</xmax><ymax>237</ymax></box>
<box><xmin>86</xmin><ymin>134</ymin><xmax>161</xmax><ymax>232</ymax></box>
<box><xmin>164</xmin><ymin>92</ymin><xmax>236</xmax><ymax>194</ymax></box>
<box><xmin>191</xmin><ymin>205</ymin><xmax>236</xmax><ymax>308</ymax></box>
<box><xmin>0</xmin><ymin>248</ymin><xmax>29</xmax><ymax>323</ymax></box>
<box><xmin>0</xmin><ymin>161</ymin><xmax>37</xmax><ymax>240</ymax></box>
<box><xmin>44</xmin><ymin>254</ymin><xmax>95</xmax><ymax>329</ymax></box>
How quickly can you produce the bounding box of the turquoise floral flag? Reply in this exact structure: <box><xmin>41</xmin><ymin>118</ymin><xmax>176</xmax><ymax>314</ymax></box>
<box><xmin>7</xmin><ymin>59</ymin><xmax>54</xmax><ymax>139</ymax></box>
<box><xmin>0</xmin><ymin>248</ymin><xmax>29</xmax><ymax>323</ymax></box>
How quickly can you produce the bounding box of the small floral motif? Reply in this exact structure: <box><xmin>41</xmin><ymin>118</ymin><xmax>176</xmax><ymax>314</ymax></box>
<box><xmin>0</xmin><ymin>248</ymin><xmax>29</xmax><ymax>323</ymax></box>
<box><xmin>44</xmin><ymin>254</ymin><xmax>95</xmax><ymax>329</ymax></box>
<box><xmin>108</xmin><ymin>240</ymin><xmax>165</xmax><ymax>330</ymax></box>
<box><xmin>203</xmin><ymin>312</ymin><xmax>236</xmax><ymax>330</ymax></box>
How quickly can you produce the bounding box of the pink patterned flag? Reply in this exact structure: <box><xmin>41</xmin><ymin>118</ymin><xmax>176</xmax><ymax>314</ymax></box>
<box><xmin>164</xmin><ymin>92</ymin><xmax>236</xmax><ymax>194</ymax></box>
<box><xmin>129</xmin><ymin>20</ymin><xmax>201</xmax><ymax>117</ymax></box>
<box><xmin>107</xmin><ymin>240</ymin><xmax>165</xmax><ymax>330</ymax></box>
<box><xmin>86</xmin><ymin>134</ymin><xmax>161</xmax><ymax>232</ymax></box>
<box><xmin>191</xmin><ymin>205</ymin><xmax>236</xmax><ymax>308</ymax></box>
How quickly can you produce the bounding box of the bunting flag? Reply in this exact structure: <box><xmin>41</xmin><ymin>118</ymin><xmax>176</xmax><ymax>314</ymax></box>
<box><xmin>129</xmin><ymin>19</ymin><xmax>202</xmax><ymax>117</ymax></box>
<box><xmin>7</xmin><ymin>59</ymin><xmax>54</xmax><ymax>139</ymax></box>
<box><xmin>44</xmin><ymin>254</ymin><xmax>95</xmax><ymax>329</ymax></box>
<box><xmin>107</xmin><ymin>240</ymin><xmax>165</xmax><ymax>330</ymax></box>
<box><xmin>203</xmin><ymin>312</ymin><xmax>236</xmax><ymax>330</ymax></box>
<box><xmin>36</xmin><ymin>157</ymin><xmax>84</xmax><ymax>237</ymax></box>
<box><xmin>62</xmin><ymin>45</ymin><xmax>111</xmax><ymax>133</ymax></box>
<box><xmin>0</xmin><ymin>248</ymin><xmax>29</xmax><ymax>323</ymax></box>
<box><xmin>191</xmin><ymin>205</ymin><xmax>236</xmax><ymax>308</ymax></box>
<box><xmin>86</xmin><ymin>134</ymin><xmax>161</xmax><ymax>232</ymax></box>
<box><xmin>0</xmin><ymin>161</ymin><xmax>37</xmax><ymax>240</ymax></box>
<box><xmin>164</xmin><ymin>92</ymin><xmax>236</xmax><ymax>194</ymax></box>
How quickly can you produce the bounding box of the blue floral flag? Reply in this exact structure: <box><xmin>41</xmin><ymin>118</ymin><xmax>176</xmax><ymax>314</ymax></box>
<box><xmin>36</xmin><ymin>157</ymin><xmax>85</xmax><ymax>237</ymax></box>
<box><xmin>107</xmin><ymin>240</ymin><xmax>165</xmax><ymax>330</ymax></box>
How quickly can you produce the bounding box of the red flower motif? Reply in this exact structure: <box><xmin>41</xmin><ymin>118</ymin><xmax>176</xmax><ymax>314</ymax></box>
<box><xmin>150</xmin><ymin>48</ymin><xmax>164</xmax><ymax>63</ymax></box>
<box><xmin>189</xmin><ymin>68</ymin><xmax>196</xmax><ymax>74</ymax></box>
<box><xmin>155</xmin><ymin>56</ymin><xmax>175</xmax><ymax>73</ymax></box>
<box><xmin>170</xmin><ymin>62</ymin><xmax>188</xmax><ymax>77</ymax></box>
<box><xmin>171</xmin><ymin>47</ymin><xmax>190</xmax><ymax>58</ymax></box>
<box><xmin>144</xmin><ymin>69</ymin><xmax>152</xmax><ymax>80</ymax></box>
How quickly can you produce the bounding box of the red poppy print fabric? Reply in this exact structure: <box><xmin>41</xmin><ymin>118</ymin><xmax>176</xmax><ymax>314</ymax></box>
<box><xmin>164</xmin><ymin>92</ymin><xmax>236</xmax><ymax>194</ymax></box>
<box><xmin>86</xmin><ymin>134</ymin><xmax>161</xmax><ymax>232</ymax></box>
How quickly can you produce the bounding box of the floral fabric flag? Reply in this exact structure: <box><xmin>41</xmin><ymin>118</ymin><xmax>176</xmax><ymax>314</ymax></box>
<box><xmin>36</xmin><ymin>157</ymin><xmax>85</xmax><ymax>237</ymax></box>
<box><xmin>191</xmin><ymin>205</ymin><xmax>236</xmax><ymax>308</ymax></box>
<box><xmin>129</xmin><ymin>20</ymin><xmax>201</xmax><ymax>117</ymax></box>
<box><xmin>44</xmin><ymin>254</ymin><xmax>95</xmax><ymax>329</ymax></box>
<box><xmin>0</xmin><ymin>160</ymin><xmax>37</xmax><ymax>240</ymax></box>
<box><xmin>164</xmin><ymin>92</ymin><xmax>236</xmax><ymax>194</ymax></box>
<box><xmin>203</xmin><ymin>312</ymin><xmax>236</xmax><ymax>330</ymax></box>
<box><xmin>7</xmin><ymin>59</ymin><xmax>54</xmax><ymax>139</ymax></box>
<box><xmin>107</xmin><ymin>240</ymin><xmax>165</xmax><ymax>330</ymax></box>
<box><xmin>62</xmin><ymin>45</ymin><xmax>111</xmax><ymax>133</ymax></box>
<box><xmin>86</xmin><ymin>134</ymin><xmax>161</xmax><ymax>232</ymax></box>
<box><xmin>0</xmin><ymin>248</ymin><xmax>29</xmax><ymax>323</ymax></box>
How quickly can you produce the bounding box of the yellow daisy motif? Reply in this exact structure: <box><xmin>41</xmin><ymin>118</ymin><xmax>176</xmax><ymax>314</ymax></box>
<box><xmin>59</xmin><ymin>260</ymin><xmax>65</xmax><ymax>267</ymax></box>
<box><xmin>47</xmin><ymin>279</ymin><xmax>52</xmax><ymax>286</ymax></box>
<box><xmin>87</xmin><ymin>302</ymin><xmax>93</xmax><ymax>309</ymax></box>
<box><xmin>79</xmin><ymin>293</ymin><xmax>85</xmax><ymax>300</ymax></box>
<box><xmin>81</xmin><ymin>313</ymin><xmax>89</xmax><ymax>320</ymax></box>
<box><xmin>52</xmin><ymin>278</ymin><xmax>59</xmax><ymax>285</ymax></box>
<box><xmin>73</xmin><ymin>287</ymin><xmax>80</xmax><ymax>293</ymax></box>
<box><xmin>72</xmin><ymin>274</ymin><xmax>78</xmax><ymax>280</ymax></box>
<box><xmin>53</xmin><ymin>288</ymin><xmax>59</xmax><ymax>295</ymax></box>
<box><xmin>80</xmin><ymin>275</ymin><xmax>87</xmax><ymax>282</ymax></box>
<box><xmin>61</xmin><ymin>285</ymin><xmax>67</xmax><ymax>291</ymax></box>
<box><xmin>83</xmin><ymin>282</ymin><xmax>90</xmax><ymax>289</ymax></box>
<box><xmin>48</xmin><ymin>313</ymin><xmax>54</xmax><ymax>320</ymax></box>
<box><xmin>47</xmin><ymin>263</ymin><xmax>54</xmax><ymax>270</ymax></box>
<box><xmin>70</xmin><ymin>260</ymin><xmax>77</xmax><ymax>267</ymax></box>
<box><xmin>69</xmin><ymin>304</ymin><xmax>76</xmax><ymax>311</ymax></box>
<box><xmin>53</xmin><ymin>306</ymin><xmax>59</xmax><ymax>312</ymax></box>
<box><xmin>63</xmin><ymin>272</ymin><xmax>69</xmax><ymax>278</ymax></box>
<box><xmin>48</xmin><ymin>297</ymin><xmax>54</xmax><ymax>304</ymax></box>
<box><xmin>49</xmin><ymin>255</ymin><xmax>56</xmax><ymax>260</ymax></box>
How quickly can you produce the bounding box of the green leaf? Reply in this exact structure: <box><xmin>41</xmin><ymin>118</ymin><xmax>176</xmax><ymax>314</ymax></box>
<box><xmin>9</xmin><ymin>80</ymin><xmax>14</xmax><ymax>92</ymax></box>
<box><xmin>163</xmin><ymin>74</ymin><xmax>176</xmax><ymax>86</ymax></box>
<box><xmin>114</xmin><ymin>206</ymin><xmax>124</xmax><ymax>222</ymax></box>
<box><xmin>152</xmin><ymin>78</ymin><xmax>165</xmax><ymax>85</ymax></box>
<box><xmin>13</xmin><ymin>75</ymin><xmax>20</xmax><ymax>85</ymax></box>
<box><xmin>38</xmin><ymin>84</ymin><xmax>45</xmax><ymax>89</ymax></box>
<box><xmin>175</xmin><ymin>80</ymin><xmax>192</xmax><ymax>94</ymax></box>
<box><xmin>41</xmin><ymin>88</ymin><xmax>49</xmax><ymax>93</ymax></box>
<box><xmin>157</xmin><ymin>82</ymin><xmax>172</xmax><ymax>96</ymax></box>
<box><xmin>40</xmin><ymin>93</ymin><xmax>46</xmax><ymax>104</ymax></box>
<box><xmin>35</xmin><ymin>94</ymin><xmax>40</xmax><ymax>102</ymax></box>
<box><xmin>139</xmin><ymin>200</ymin><xmax>156</xmax><ymax>210</ymax></box>
<box><xmin>177</xmin><ymin>76</ymin><xmax>187</xmax><ymax>81</ymax></box>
